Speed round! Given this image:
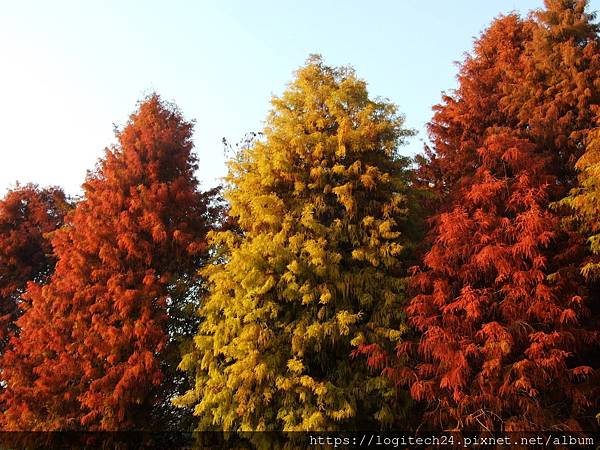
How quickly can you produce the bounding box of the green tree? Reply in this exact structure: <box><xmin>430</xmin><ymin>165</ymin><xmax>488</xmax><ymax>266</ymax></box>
<box><xmin>176</xmin><ymin>56</ymin><xmax>416</xmax><ymax>431</ymax></box>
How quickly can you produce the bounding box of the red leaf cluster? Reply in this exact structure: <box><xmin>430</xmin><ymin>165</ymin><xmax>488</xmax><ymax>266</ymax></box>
<box><xmin>0</xmin><ymin>95</ymin><xmax>215</xmax><ymax>431</ymax></box>
<box><xmin>364</xmin><ymin>2</ymin><xmax>600</xmax><ymax>431</ymax></box>
<box><xmin>0</xmin><ymin>185</ymin><xmax>68</xmax><ymax>353</ymax></box>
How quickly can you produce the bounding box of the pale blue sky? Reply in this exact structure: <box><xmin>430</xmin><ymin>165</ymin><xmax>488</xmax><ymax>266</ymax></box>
<box><xmin>1</xmin><ymin>1</ymin><xmax>598</xmax><ymax>195</ymax></box>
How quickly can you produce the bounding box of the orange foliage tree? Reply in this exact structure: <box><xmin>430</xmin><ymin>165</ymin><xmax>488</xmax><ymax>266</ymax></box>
<box><xmin>0</xmin><ymin>95</ymin><xmax>219</xmax><ymax>430</ymax></box>
<box><xmin>366</xmin><ymin>1</ymin><xmax>600</xmax><ymax>432</ymax></box>
<box><xmin>0</xmin><ymin>185</ymin><xmax>68</xmax><ymax>354</ymax></box>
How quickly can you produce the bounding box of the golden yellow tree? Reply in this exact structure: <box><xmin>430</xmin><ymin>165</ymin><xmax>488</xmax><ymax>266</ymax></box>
<box><xmin>176</xmin><ymin>56</ymin><xmax>416</xmax><ymax>431</ymax></box>
<box><xmin>563</xmin><ymin>123</ymin><xmax>600</xmax><ymax>281</ymax></box>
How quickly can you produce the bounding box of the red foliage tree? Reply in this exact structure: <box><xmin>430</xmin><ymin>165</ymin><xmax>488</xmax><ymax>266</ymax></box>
<box><xmin>0</xmin><ymin>185</ymin><xmax>68</xmax><ymax>353</ymax></box>
<box><xmin>409</xmin><ymin>130</ymin><xmax>597</xmax><ymax>430</ymax></box>
<box><xmin>363</xmin><ymin>1</ymin><xmax>600</xmax><ymax>431</ymax></box>
<box><xmin>0</xmin><ymin>95</ymin><xmax>218</xmax><ymax>430</ymax></box>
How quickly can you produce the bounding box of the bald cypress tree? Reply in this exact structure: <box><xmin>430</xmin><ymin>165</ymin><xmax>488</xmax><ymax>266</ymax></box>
<box><xmin>0</xmin><ymin>184</ymin><xmax>69</xmax><ymax>354</ymax></box>
<box><xmin>369</xmin><ymin>0</ymin><xmax>599</xmax><ymax>432</ymax></box>
<box><xmin>1</xmin><ymin>95</ymin><xmax>217</xmax><ymax>430</ymax></box>
<box><xmin>176</xmin><ymin>56</ymin><xmax>416</xmax><ymax>431</ymax></box>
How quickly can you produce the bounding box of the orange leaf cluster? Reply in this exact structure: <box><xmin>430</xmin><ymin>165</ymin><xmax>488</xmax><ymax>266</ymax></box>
<box><xmin>0</xmin><ymin>95</ymin><xmax>217</xmax><ymax>431</ymax></box>
<box><xmin>364</xmin><ymin>2</ymin><xmax>600</xmax><ymax>432</ymax></box>
<box><xmin>0</xmin><ymin>185</ymin><xmax>68</xmax><ymax>354</ymax></box>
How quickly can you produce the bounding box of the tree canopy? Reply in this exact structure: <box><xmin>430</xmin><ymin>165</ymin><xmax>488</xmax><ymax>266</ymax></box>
<box><xmin>0</xmin><ymin>95</ymin><xmax>218</xmax><ymax>431</ymax></box>
<box><xmin>366</xmin><ymin>0</ymin><xmax>600</xmax><ymax>432</ymax></box>
<box><xmin>175</xmin><ymin>56</ymin><xmax>417</xmax><ymax>432</ymax></box>
<box><xmin>0</xmin><ymin>184</ymin><xmax>69</xmax><ymax>354</ymax></box>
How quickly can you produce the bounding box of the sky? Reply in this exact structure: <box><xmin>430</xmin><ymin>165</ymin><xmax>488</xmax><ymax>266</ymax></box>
<box><xmin>1</xmin><ymin>0</ymin><xmax>599</xmax><ymax>196</ymax></box>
